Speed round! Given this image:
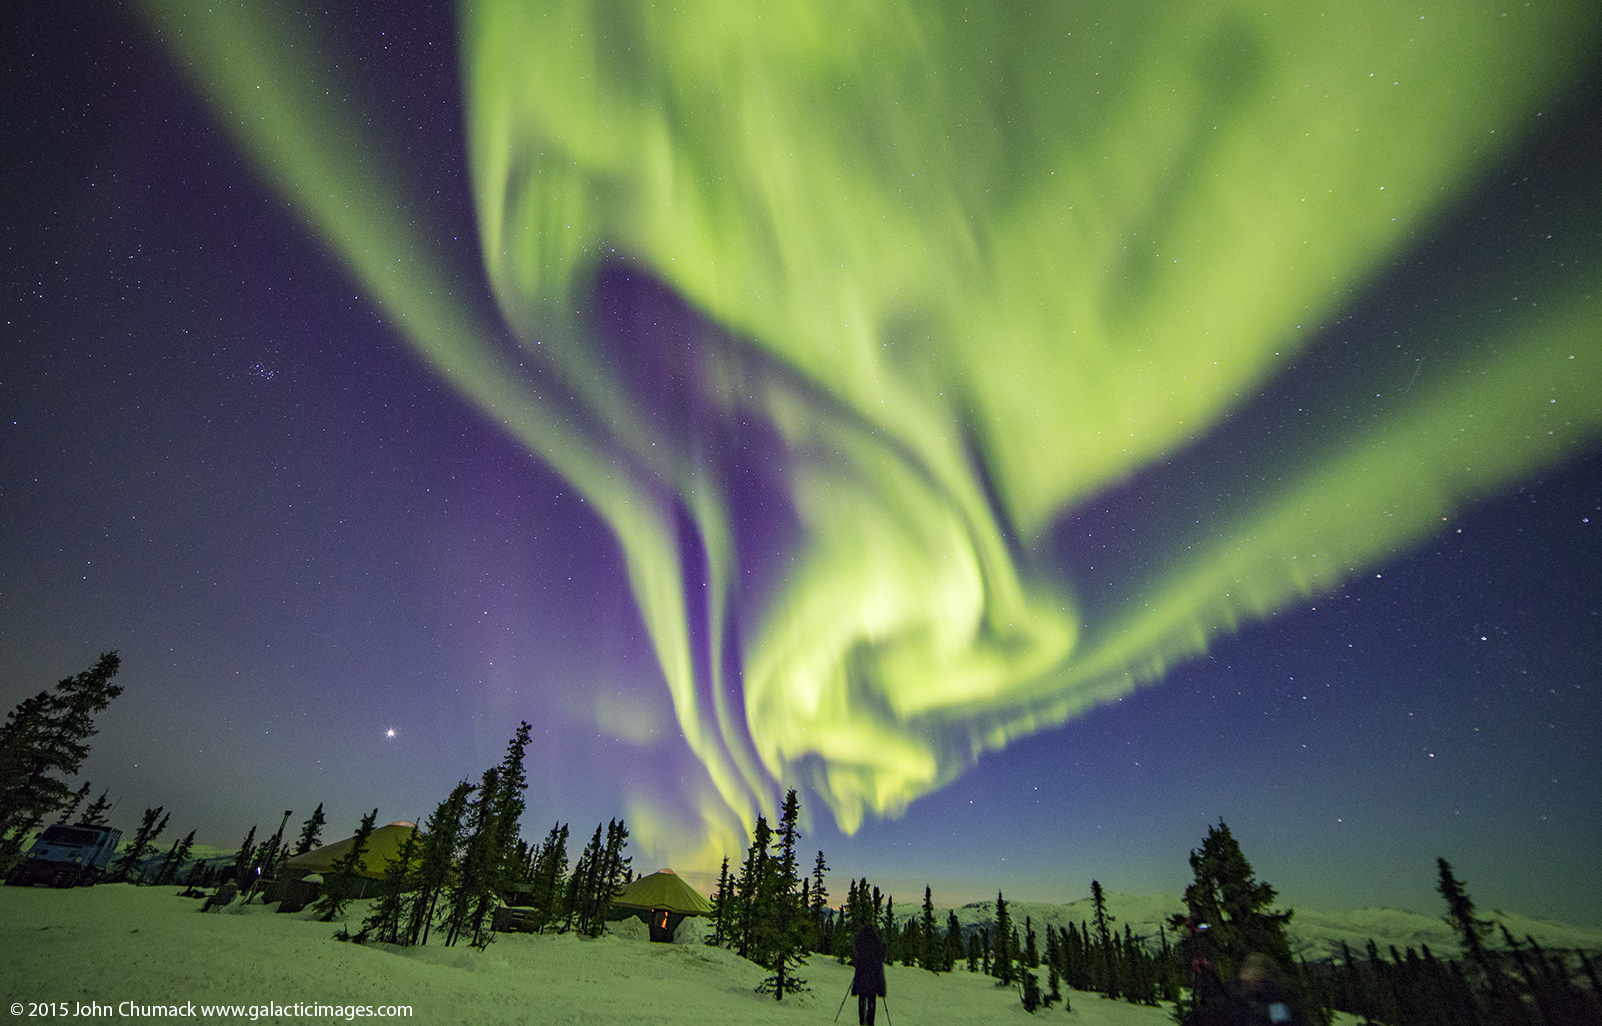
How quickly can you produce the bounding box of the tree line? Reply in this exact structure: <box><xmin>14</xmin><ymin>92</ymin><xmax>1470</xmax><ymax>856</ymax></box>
<box><xmin>1318</xmin><ymin>858</ymin><xmax>1602</xmax><ymax>1026</ymax></box>
<box><xmin>703</xmin><ymin>808</ymin><xmax>1600</xmax><ymax>1026</ymax></box>
<box><xmin>5</xmin><ymin>657</ymin><xmax>1597</xmax><ymax>1022</ymax></box>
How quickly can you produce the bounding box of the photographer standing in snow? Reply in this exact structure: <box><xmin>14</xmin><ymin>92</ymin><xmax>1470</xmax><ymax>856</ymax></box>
<box><xmin>850</xmin><ymin>925</ymin><xmax>888</xmax><ymax>1025</ymax></box>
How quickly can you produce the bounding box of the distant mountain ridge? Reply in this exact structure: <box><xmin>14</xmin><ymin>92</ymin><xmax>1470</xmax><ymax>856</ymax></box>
<box><xmin>880</xmin><ymin>892</ymin><xmax>1602</xmax><ymax>961</ymax></box>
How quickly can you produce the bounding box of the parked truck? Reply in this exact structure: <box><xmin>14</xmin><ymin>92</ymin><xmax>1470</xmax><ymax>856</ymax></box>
<box><xmin>5</xmin><ymin>824</ymin><xmax>122</xmax><ymax>887</ymax></box>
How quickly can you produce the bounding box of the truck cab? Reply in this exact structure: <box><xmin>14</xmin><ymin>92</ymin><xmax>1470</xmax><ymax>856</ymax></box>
<box><xmin>5</xmin><ymin>824</ymin><xmax>123</xmax><ymax>887</ymax></box>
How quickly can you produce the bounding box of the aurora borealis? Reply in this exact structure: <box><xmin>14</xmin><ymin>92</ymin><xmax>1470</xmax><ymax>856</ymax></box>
<box><xmin>3</xmin><ymin>0</ymin><xmax>1600</xmax><ymax>924</ymax></box>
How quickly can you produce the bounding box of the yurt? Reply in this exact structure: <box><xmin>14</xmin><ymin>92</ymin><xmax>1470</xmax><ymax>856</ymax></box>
<box><xmin>609</xmin><ymin>869</ymin><xmax>713</xmax><ymax>942</ymax></box>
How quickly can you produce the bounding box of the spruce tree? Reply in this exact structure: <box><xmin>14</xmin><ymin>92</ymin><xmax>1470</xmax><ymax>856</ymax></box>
<box><xmin>526</xmin><ymin>822</ymin><xmax>570</xmax><ymax>932</ymax></box>
<box><xmin>1024</xmin><ymin>915</ymin><xmax>1039</xmax><ymax>968</ymax></box>
<box><xmin>1170</xmin><ymin>821</ymin><xmax>1298</xmax><ymax>1022</ymax></box>
<box><xmin>1091</xmin><ymin>880</ymin><xmax>1119</xmax><ymax>999</ymax></box>
<box><xmin>732</xmin><ymin>815</ymin><xmax>772</xmax><ymax>959</ymax></box>
<box><xmin>944</xmin><ymin>910</ymin><xmax>964</xmax><ymax>971</ymax></box>
<box><xmin>361</xmin><ymin>825</ymin><xmax>419</xmax><ymax>945</ymax></box>
<box><xmin>153</xmin><ymin>830</ymin><xmax>195</xmax><ymax>886</ymax></box>
<box><xmin>294</xmin><ymin>803</ymin><xmax>326</xmax><ymax>855</ymax></box>
<box><xmin>55</xmin><ymin>781</ymin><xmax>93</xmax><ymax>826</ymax></box>
<box><xmin>1044</xmin><ymin>926</ymin><xmax>1063</xmax><ymax>1007</ymax></box>
<box><xmin>992</xmin><ymin>892</ymin><xmax>1015</xmax><ymax>985</ymax></box>
<box><xmin>1436</xmin><ymin>857</ymin><xmax>1494</xmax><ymax>970</ymax></box>
<box><xmin>756</xmin><ymin>789</ymin><xmax>808</xmax><ymax>999</ymax></box>
<box><xmin>108</xmin><ymin>805</ymin><xmax>168</xmax><ymax>883</ymax></box>
<box><xmin>79</xmin><ymin>790</ymin><xmax>113</xmax><ymax>827</ymax></box>
<box><xmin>919</xmin><ymin>887</ymin><xmax>940</xmax><ymax>972</ymax></box>
<box><xmin>251</xmin><ymin>811</ymin><xmax>293</xmax><ymax>896</ymax></box>
<box><xmin>562</xmin><ymin>821</ymin><xmax>604</xmax><ymax>935</ymax></box>
<box><xmin>809</xmin><ymin>851</ymin><xmax>831</xmax><ymax>952</ymax></box>
<box><xmin>408</xmin><ymin>782</ymin><xmax>471</xmax><ymax>945</ymax></box>
<box><xmin>710</xmin><ymin>854</ymin><xmax>733</xmax><ymax>946</ymax></box>
<box><xmin>0</xmin><ymin>653</ymin><xmax>123</xmax><ymax>871</ymax></box>
<box><xmin>900</xmin><ymin>916</ymin><xmax>920</xmax><ymax>967</ymax></box>
<box><xmin>228</xmin><ymin>824</ymin><xmax>257</xmax><ymax>890</ymax></box>
<box><xmin>487</xmin><ymin>723</ymin><xmax>532</xmax><ymax>904</ymax></box>
<box><xmin>588</xmin><ymin>818</ymin><xmax>632</xmax><ymax>937</ymax></box>
<box><xmin>443</xmin><ymin>767</ymin><xmax>502</xmax><ymax>946</ymax></box>
<box><xmin>883</xmin><ymin>894</ymin><xmax>896</xmax><ymax>965</ymax></box>
<box><xmin>1021</xmin><ymin>964</ymin><xmax>1042</xmax><ymax>1012</ymax></box>
<box><xmin>1068</xmin><ymin>922</ymin><xmax>1088</xmax><ymax>990</ymax></box>
<box><xmin>314</xmin><ymin>809</ymin><xmax>377</xmax><ymax>922</ymax></box>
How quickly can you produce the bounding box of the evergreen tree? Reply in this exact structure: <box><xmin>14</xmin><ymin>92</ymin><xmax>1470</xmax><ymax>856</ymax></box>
<box><xmin>944</xmin><ymin>910</ymin><xmax>964</xmax><ymax>972</ymax></box>
<box><xmin>486</xmin><ymin>723</ymin><xmax>532</xmax><ymax>903</ymax></box>
<box><xmin>408</xmin><ymin>782</ymin><xmax>471</xmax><ymax>945</ymax></box>
<box><xmin>1090</xmin><ymin>879</ymin><xmax>1119</xmax><ymax>999</ymax></box>
<box><xmin>526</xmin><ymin>821</ymin><xmax>569</xmax><ymax>932</ymax></box>
<box><xmin>883</xmin><ymin>893</ymin><xmax>897</xmax><ymax>965</ymax></box>
<box><xmin>1024</xmin><ymin>915</ymin><xmax>1039</xmax><ymax>968</ymax></box>
<box><xmin>361</xmin><ymin>825</ymin><xmax>420</xmax><ymax>945</ymax></box>
<box><xmin>443</xmin><ymin>766</ymin><xmax>502</xmax><ymax>946</ymax></box>
<box><xmin>55</xmin><ymin>781</ymin><xmax>93</xmax><ymax>825</ymax></box>
<box><xmin>0</xmin><ymin>653</ymin><xmax>123</xmax><ymax>871</ymax></box>
<box><xmin>153</xmin><ymin>830</ymin><xmax>195</xmax><ymax>886</ymax></box>
<box><xmin>590</xmin><ymin>818</ymin><xmax>632</xmax><ymax>936</ymax></box>
<box><xmin>966</xmin><ymin>930</ymin><xmax>981</xmax><ymax>973</ymax></box>
<box><xmin>992</xmin><ymin>892</ymin><xmax>1016</xmax><ymax>985</ymax></box>
<box><xmin>1068</xmin><ymin>922</ymin><xmax>1089</xmax><ymax>990</ymax></box>
<box><xmin>809</xmin><ymin>850</ymin><xmax>831</xmax><ymax>953</ymax></box>
<box><xmin>1436</xmin><ymin>857</ymin><xmax>1494</xmax><ymax>971</ymax></box>
<box><xmin>562</xmin><ymin>821</ymin><xmax>603</xmax><ymax>933</ymax></box>
<box><xmin>228</xmin><ymin>824</ymin><xmax>258</xmax><ymax>890</ymax></box>
<box><xmin>1170</xmin><ymin>821</ymin><xmax>1299</xmax><ymax>1023</ymax></box>
<box><xmin>710</xmin><ymin>854</ymin><xmax>733</xmax><ymax>946</ymax></box>
<box><xmin>109</xmin><ymin>805</ymin><xmax>169</xmax><ymax>883</ymax></box>
<box><xmin>294</xmin><ymin>803</ymin><xmax>326</xmax><ymax>856</ymax></box>
<box><xmin>1044</xmin><ymin>926</ymin><xmax>1065</xmax><ymax>1009</ymax></box>
<box><xmin>558</xmin><ymin>818</ymin><xmax>629</xmax><ymax>939</ymax></box>
<box><xmin>1021</xmin><ymin>964</ymin><xmax>1042</xmax><ymax>1012</ymax></box>
<box><xmin>251</xmin><ymin>811</ymin><xmax>293</xmax><ymax>893</ymax></box>
<box><xmin>756</xmin><ymin>789</ymin><xmax>808</xmax><ymax>999</ymax></box>
<box><xmin>732</xmin><ymin>815</ymin><xmax>772</xmax><ymax>959</ymax></box>
<box><xmin>1157</xmin><ymin>923</ymin><xmax>1182</xmax><ymax>1003</ymax></box>
<box><xmin>900</xmin><ymin>916</ymin><xmax>920</xmax><ymax>967</ymax></box>
<box><xmin>1123</xmin><ymin>922</ymin><xmax>1159</xmax><ymax>1005</ymax></box>
<box><xmin>919</xmin><ymin>887</ymin><xmax>941</xmax><ymax>972</ymax></box>
<box><xmin>79</xmin><ymin>790</ymin><xmax>113</xmax><ymax>827</ymax></box>
<box><xmin>314</xmin><ymin>809</ymin><xmax>377</xmax><ymax>922</ymax></box>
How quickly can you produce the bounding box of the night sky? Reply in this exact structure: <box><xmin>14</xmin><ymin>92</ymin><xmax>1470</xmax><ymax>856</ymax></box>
<box><xmin>4</xmin><ymin>0</ymin><xmax>1599</xmax><ymax>927</ymax></box>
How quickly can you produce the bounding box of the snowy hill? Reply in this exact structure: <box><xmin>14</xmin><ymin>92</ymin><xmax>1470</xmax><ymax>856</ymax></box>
<box><xmin>885</xmin><ymin>892</ymin><xmax>1602</xmax><ymax>962</ymax></box>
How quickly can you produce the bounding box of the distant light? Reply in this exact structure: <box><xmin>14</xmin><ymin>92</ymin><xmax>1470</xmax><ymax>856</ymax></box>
<box><xmin>385</xmin><ymin>728</ymin><xmax>396</xmax><ymax>738</ymax></box>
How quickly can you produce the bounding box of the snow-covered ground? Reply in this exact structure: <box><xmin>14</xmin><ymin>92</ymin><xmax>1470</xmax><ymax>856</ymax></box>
<box><xmin>8</xmin><ymin>882</ymin><xmax>1593</xmax><ymax>1023</ymax></box>
<box><xmin>0</xmin><ymin>884</ymin><xmax>1176</xmax><ymax>1024</ymax></box>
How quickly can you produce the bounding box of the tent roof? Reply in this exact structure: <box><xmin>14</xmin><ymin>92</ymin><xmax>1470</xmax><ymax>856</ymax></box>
<box><xmin>281</xmin><ymin>821</ymin><xmax>416</xmax><ymax>880</ymax></box>
<box><xmin>611</xmin><ymin>869</ymin><xmax>713</xmax><ymax>915</ymax></box>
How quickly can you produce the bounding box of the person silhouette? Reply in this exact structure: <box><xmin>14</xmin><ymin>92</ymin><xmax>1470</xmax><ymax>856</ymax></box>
<box><xmin>851</xmin><ymin>926</ymin><xmax>888</xmax><ymax>1025</ymax></box>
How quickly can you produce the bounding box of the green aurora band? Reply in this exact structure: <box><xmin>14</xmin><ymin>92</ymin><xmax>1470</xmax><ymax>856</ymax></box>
<box><xmin>138</xmin><ymin>0</ymin><xmax>1602</xmax><ymax>863</ymax></box>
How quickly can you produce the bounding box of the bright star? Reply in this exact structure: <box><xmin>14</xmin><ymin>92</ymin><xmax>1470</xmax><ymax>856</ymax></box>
<box><xmin>385</xmin><ymin>728</ymin><xmax>396</xmax><ymax>738</ymax></box>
